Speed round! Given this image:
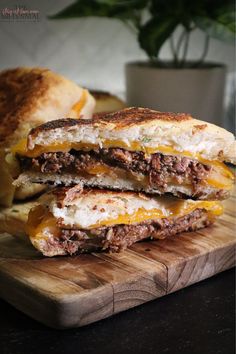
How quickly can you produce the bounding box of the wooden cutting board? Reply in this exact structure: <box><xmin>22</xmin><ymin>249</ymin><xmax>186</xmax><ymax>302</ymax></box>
<box><xmin>0</xmin><ymin>192</ymin><xmax>235</xmax><ymax>329</ymax></box>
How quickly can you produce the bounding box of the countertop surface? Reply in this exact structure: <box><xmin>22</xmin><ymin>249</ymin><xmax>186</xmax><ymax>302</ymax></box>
<box><xmin>1</xmin><ymin>268</ymin><xmax>235</xmax><ymax>354</ymax></box>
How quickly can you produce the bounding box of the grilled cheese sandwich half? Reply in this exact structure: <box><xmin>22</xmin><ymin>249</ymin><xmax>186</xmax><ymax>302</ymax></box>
<box><xmin>13</xmin><ymin>108</ymin><xmax>235</xmax><ymax>200</ymax></box>
<box><xmin>26</xmin><ymin>186</ymin><xmax>223</xmax><ymax>256</ymax></box>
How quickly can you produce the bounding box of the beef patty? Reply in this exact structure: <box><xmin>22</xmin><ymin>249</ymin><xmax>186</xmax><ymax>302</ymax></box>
<box><xmin>19</xmin><ymin>147</ymin><xmax>211</xmax><ymax>191</ymax></box>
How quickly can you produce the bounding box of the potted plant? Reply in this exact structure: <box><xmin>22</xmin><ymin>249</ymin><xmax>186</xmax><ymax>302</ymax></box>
<box><xmin>50</xmin><ymin>0</ymin><xmax>235</xmax><ymax>124</ymax></box>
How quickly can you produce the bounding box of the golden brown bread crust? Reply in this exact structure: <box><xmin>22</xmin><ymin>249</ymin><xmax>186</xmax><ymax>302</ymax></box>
<box><xmin>51</xmin><ymin>185</ymin><xmax>150</xmax><ymax>208</ymax></box>
<box><xmin>28</xmin><ymin>107</ymin><xmax>191</xmax><ymax>138</ymax></box>
<box><xmin>0</xmin><ymin>67</ymin><xmax>58</xmax><ymax>145</ymax></box>
<box><xmin>27</xmin><ymin>118</ymin><xmax>79</xmax><ymax>147</ymax></box>
<box><xmin>52</xmin><ymin>185</ymin><xmax>83</xmax><ymax>207</ymax></box>
<box><xmin>29</xmin><ymin>118</ymin><xmax>79</xmax><ymax>136</ymax></box>
<box><xmin>92</xmin><ymin>107</ymin><xmax>191</xmax><ymax>126</ymax></box>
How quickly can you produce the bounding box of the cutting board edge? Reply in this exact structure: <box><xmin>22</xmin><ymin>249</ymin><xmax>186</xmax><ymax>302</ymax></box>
<box><xmin>0</xmin><ymin>266</ymin><xmax>115</xmax><ymax>328</ymax></box>
<box><xmin>0</xmin><ymin>257</ymin><xmax>235</xmax><ymax>329</ymax></box>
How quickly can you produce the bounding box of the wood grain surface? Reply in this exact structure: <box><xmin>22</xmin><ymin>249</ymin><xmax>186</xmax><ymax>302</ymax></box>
<box><xmin>0</xmin><ymin>192</ymin><xmax>235</xmax><ymax>329</ymax></box>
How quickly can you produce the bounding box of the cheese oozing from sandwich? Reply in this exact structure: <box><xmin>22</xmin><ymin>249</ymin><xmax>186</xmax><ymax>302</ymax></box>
<box><xmin>68</xmin><ymin>89</ymin><xmax>89</xmax><ymax>118</ymax></box>
<box><xmin>26</xmin><ymin>191</ymin><xmax>223</xmax><ymax>240</ymax></box>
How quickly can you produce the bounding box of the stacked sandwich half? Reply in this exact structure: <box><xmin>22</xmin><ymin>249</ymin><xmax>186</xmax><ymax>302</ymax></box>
<box><xmin>12</xmin><ymin>107</ymin><xmax>235</xmax><ymax>256</ymax></box>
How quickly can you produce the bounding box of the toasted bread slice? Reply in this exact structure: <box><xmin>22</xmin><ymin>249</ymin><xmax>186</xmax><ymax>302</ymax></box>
<box><xmin>25</xmin><ymin>107</ymin><xmax>235</xmax><ymax>163</ymax></box>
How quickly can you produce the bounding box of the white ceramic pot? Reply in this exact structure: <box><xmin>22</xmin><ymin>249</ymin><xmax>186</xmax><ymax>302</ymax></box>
<box><xmin>126</xmin><ymin>62</ymin><xmax>226</xmax><ymax>125</ymax></box>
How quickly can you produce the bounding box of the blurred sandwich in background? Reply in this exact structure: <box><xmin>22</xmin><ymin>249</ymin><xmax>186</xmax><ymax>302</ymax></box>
<box><xmin>0</xmin><ymin>67</ymin><xmax>95</xmax><ymax>206</ymax></box>
<box><xmin>90</xmin><ymin>90</ymin><xmax>126</xmax><ymax>113</ymax></box>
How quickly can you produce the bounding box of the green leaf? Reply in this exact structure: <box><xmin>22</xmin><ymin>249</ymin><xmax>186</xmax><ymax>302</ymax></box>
<box><xmin>49</xmin><ymin>0</ymin><xmax>148</xmax><ymax>20</ymax></box>
<box><xmin>49</xmin><ymin>1</ymin><xmax>112</xmax><ymax>19</ymax></box>
<box><xmin>194</xmin><ymin>13</ymin><xmax>235</xmax><ymax>42</ymax></box>
<box><xmin>96</xmin><ymin>0</ymin><xmax>128</xmax><ymax>4</ymax></box>
<box><xmin>151</xmin><ymin>0</ymin><xmax>182</xmax><ymax>15</ymax></box>
<box><xmin>96</xmin><ymin>0</ymin><xmax>147</xmax><ymax>7</ymax></box>
<box><xmin>139</xmin><ymin>16</ymin><xmax>177</xmax><ymax>58</ymax></box>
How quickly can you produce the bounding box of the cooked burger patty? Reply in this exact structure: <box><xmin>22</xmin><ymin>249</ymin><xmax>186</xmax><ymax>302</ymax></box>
<box><xmin>19</xmin><ymin>148</ymin><xmax>211</xmax><ymax>190</ymax></box>
<box><xmin>100</xmin><ymin>148</ymin><xmax>211</xmax><ymax>189</ymax></box>
<box><xmin>41</xmin><ymin>208</ymin><xmax>211</xmax><ymax>256</ymax></box>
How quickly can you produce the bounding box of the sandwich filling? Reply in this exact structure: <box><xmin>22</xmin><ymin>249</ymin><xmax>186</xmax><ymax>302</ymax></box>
<box><xmin>26</xmin><ymin>189</ymin><xmax>223</xmax><ymax>256</ymax></box>
<box><xmin>16</xmin><ymin>144</ymin><xmax>234</xmax><ymax>199</ymax></box>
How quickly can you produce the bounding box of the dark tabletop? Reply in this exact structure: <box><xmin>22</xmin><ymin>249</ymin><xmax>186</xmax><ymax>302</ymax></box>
<box><xmin>1</xmin><ymin>268</ymin><xmax>235</xmax><ymax>354</ymax></box>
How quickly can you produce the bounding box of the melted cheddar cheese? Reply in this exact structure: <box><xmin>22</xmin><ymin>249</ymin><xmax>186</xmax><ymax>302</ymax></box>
<box><xmin>69</xmin><ymin>89</ymin><xmax>88</xmax><ymax>117</ymax></box>
<box><xmin>11</xmin><ymin>139</ymin><xmax>97</xmax><ymax>157</ymax></box>
<box><xmin>12</xmin><ymin>138</ymin><xmax>234</xmax><ymax>189</ymax></box>
<box><xmin>26</xmin><ymin>205</ymin><xmax>60</xmax><ymax>240</ymax></box>
<box><xmin>27</xmin><ymin>201</ymin><xmax>223</xmax><ymax>239</ymax></box>
<box><xmin>84</xmin><ymin>164</ymin><xmax>111</xmax><ymax>176</ymax></box>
